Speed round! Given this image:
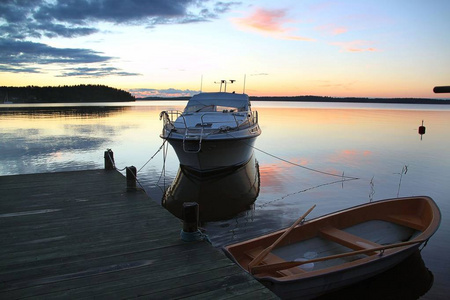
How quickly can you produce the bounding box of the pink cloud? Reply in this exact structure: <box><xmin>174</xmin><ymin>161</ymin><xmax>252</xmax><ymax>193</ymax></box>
<box><xmin>332</xmin><ymin>27</ymin><xmax>348</xmax><ymax>35</ymax></box>
<box><xmin>316</xmin><ymin>24</ymin><xmax>348</xmax><ymax>35</ymax></box>
<box><xmin>240</xmin><ymin>8</ymin><xmax>288</xmax><ymax>32</ymax></box>
<box><xmin>330</xmin><ymin>40</ymin><xmax>380</xmax><ymax>52</ymax></box>
<box><xmin>233</xmin><ymin>8</ymin><xmax>315</xmax><ymax>41</ymax></box>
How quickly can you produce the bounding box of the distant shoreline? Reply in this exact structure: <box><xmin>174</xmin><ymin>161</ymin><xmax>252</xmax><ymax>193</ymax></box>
<box><xmin>137</xmin><ymin>95</ymin><xmax>450</xmax><ymax>105</ymax></box>
<box><xmin>2</xmin><ymin>84</ymin><xmax>449</xmax><ymax>104</ymax></box>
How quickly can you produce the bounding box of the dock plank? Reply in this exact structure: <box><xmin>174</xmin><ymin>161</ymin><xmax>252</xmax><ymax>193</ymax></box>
<box><xmin>0</xmin><ymin>169</ymin><xmax>277</xmax><ymax>299</ymax></box>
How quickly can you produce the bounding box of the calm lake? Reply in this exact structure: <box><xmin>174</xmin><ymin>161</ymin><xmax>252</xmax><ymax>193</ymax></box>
<box><xmin>1</xmin><ymin>101</ymin><xmax>449</xmax><ymax>299</ymax></box>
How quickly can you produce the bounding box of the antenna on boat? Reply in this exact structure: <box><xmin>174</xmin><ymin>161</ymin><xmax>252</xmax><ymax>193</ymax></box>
<box><xmin>214</xmin><ymin>80</ymin><xmax>225</xmax><ymax>92</ymax></box>
<box><xmin>243</xmin><ymin>74</ymin><xmax>246</xmax><ymax>94</ymax></box>
<box><xmin>214</xmin><ymin>79</ymin><xmax>235</xmax><ymax>92</ymax></box>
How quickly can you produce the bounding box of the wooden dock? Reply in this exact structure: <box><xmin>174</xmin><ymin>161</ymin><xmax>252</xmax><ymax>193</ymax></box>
<box><xmin>0</xmin><ymin>169</ymin><xmax>277</xmax><ymax>299</ymax></box>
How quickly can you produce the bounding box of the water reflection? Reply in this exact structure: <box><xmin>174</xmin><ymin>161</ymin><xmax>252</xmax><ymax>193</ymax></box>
<box><xmin>318</xmin><ymin>249</ymin><xmax>433</xmax><ymax>299</ymax></box>
<box><xmin>162</xmin><ymin>155</ymin><xmax>260</xmax><ymax>222</ymax></box>
<box><xmin>1</xmin><ymin>102</ymin><xmax>448</xmax><ymax>298</ymax></box>
<box><xmin>0</xmin><ymin>106</ymin><xmax>126</xmax><ymax>118</ymax></box>
<box><xmin>0</xmin><ymin>105</ymin><xmax>142</xmax><ymax>175</ymax></box>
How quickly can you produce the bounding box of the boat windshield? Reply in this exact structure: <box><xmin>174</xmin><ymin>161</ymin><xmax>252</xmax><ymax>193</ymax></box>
<box><xmin>184</xmin><ymin>93</ymin><xmax>249</xmax><ymax>113</ymax></box>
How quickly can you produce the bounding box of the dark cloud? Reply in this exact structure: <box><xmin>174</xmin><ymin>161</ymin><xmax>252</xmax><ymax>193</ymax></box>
<box><xmin>0</xmin><ymin>38</ymin><xmax>116</xmax><ymax>75</ymax></box>
<box><xmin>57</xmin><ymin>66</ymin><xmax>141</xmax><ymax>77</ymax></box>
<box><xmin>0</xmin><ymin>39</ymin><xmax>112</xmax><ymax>65</ymax></box>
<box><xmin>1</xmin><ymin>0</ymin><xmax>240</xmax><ymax>39</ymax></box>
<box><xmin>0</xmin><ymin>0</ymin><xmax>97</xmax><ymax>39</ymax></box>
<box><xmin>0</xmin><ymin>65</ymin><xmax>40</xmax><ymax>74</ymax></box>
<box><xmin>214</xmin><ymin>1</ymin><xmax>241</xmax><ymax>14</ymax></box>
<box><xmin>35</xmin><ymin>22</ymin><xmax>98</xmax><ymax>39</ymax></box>
<box><xmin>0</xmin><ymin>0</ymin><xmax>240</xmax><ymax>77</ymax></box>
<box><xmin>36</xmin><ymin>0</ymin><xmax>191</xmax><ymax>24</ymax></box>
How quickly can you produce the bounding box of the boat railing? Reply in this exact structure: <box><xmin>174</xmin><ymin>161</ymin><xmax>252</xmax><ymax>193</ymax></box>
<box><xmin>160</xmin><ymin>110</ymin><xmax>183</xmax><ymax>130</ymax></box>
<box><xmin>163</xmin><ymin>109</ymin><xmax>258</xmax><ymax>131</ymax></box>
<box><xmin>250</xmin><ymin>110</ymin><xmax>258</xmax><ymax>126</ymax></box>
<box><xmin>167</xmin><ymin>110</ymin><xmax>183</xmax><ymax>122</ymax></box>
<box><xmin>162</xmin><ymin>109</ymin><xmax>259</xmax><ymax>153</ymax></box>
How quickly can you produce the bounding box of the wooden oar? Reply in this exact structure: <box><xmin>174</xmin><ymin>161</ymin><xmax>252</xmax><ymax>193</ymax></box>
<box><xmin>250</xmin><ymin>238</ymin><xmax>427</xmax><ymax>275</ymax></box>
<box><xmin>248</xmin><ymin>205</ymin><xmax>316</xmax><ymax>270</ymax></box>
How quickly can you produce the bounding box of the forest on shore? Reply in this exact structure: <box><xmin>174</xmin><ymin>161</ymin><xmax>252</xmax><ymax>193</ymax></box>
<box><xmin>2</xmin><ymin>85</ymin><xmax>448</xmax><ymax>104</ymax></box>
<box><xmin>1</xmin><ymin>85</ymin><xmax>135</xmax><ymax>103</ymax></box>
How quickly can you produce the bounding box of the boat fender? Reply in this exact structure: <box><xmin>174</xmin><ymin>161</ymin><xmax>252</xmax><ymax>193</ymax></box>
<box><xmin>180</xmin><ymin>229</ymin><xmax>211</xmax><ymax>244</ymax></box>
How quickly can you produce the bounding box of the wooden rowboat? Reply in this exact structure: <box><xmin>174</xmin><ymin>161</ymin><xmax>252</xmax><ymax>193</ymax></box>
<box><xmin>223</xmin><ymin>196</ymin><xmax>441</xmax><ymax>299</ymax></box>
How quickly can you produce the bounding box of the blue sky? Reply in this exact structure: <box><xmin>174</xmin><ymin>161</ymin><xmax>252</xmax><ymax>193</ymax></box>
<box><xmin>1</xmin><ymin>0</ymin><xmax>449</xmax><ymax>98</ymax></box>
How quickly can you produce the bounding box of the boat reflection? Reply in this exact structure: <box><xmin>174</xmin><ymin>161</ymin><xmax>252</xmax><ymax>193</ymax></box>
<box><xmin>317</xmin><ymin>249</ymin><xmax>433</xmax><ymax>299</ymax></box>
<box><xmin>162</xmin><ymin>155</ymin><xmax>260</xmax><ymax>222</ymax></box>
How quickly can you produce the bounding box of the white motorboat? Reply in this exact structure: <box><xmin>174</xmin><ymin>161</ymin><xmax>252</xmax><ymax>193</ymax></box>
<box><xmin>160</xmin><ymin>92</ymin><xmax>261</xmax><ymax>172</ymax></box>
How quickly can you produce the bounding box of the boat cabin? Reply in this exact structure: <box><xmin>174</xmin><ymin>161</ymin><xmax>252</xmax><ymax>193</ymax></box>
<box><xmin>184</xmin><ymin>92</ymin><xmax>250</xmax><ymax>114</ymax></box>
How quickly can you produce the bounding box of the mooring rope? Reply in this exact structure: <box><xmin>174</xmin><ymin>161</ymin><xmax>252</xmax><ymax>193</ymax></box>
<box><xmin>104</xmin><ymin>135</ymin><xmax>170</xmax><ymax>193</ymax></box>
<box><xmin>223</xmin><ymin>132</ymin><xmax>360</xmax><ymax>180</ymax></box>
<box><xmin>156</xmin><ymin>137</ymin><xmax>170</xmax><ymax>189</ymax></box>
<box><xmin>252</xmin><ymin>145</ymin><xmax>359</xmax><ymax>180</ymax></box>
<box><xmin>138</xmin><ymin>138</ymin><xmax>168</xmax><ymax>173</ymax></box>
<box><xmin>257</xmin><ymin>177</ymin><xmax>358</xmax><ymax>208</ymax></box>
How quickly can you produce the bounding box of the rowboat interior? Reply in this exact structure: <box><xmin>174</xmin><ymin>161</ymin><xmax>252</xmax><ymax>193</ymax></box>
<box><xmin>225</xmin><ymin>197</ymin><xmax>440</xmax><ymax>280</ymax></box>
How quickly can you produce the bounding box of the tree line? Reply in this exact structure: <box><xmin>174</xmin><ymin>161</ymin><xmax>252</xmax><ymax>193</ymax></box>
<box><xmin>1</xmin><ymin>85</ymin><xmax>135</xmax><ymax>103</ymax></box>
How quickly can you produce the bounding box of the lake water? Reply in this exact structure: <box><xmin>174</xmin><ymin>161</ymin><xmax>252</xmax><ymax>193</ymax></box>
<box><xmin>1</xmin><ymin>101</ymin><xmax>449</xmax><ymax>299</ymax></box>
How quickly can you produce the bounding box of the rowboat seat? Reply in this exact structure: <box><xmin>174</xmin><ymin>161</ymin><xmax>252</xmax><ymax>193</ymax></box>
<box><xmin>320</xmin><ymin>227</ymin><xmax>382</xmax><ymax>255</ymax></box>
<box><xmin>384</xmin><ymin>214</ymin><xmax>424</xmax><ymax>231</ymax></box>
<box><xmin>245</xmin><ymin>247</ymin><xmax>305</xmax><ymax>276</ymax></box>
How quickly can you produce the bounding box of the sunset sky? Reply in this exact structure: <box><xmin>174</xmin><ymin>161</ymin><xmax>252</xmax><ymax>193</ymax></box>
<box><xmin>1</xmin><ymin>0</ymin><xmax>449</xmax><ymax>98</ymax></box>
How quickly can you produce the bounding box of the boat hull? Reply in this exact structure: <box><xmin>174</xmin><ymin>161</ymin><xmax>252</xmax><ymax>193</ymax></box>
<box><xmin>265</xmin><ymin>244</ymin><xmax>418</xmax><ymax>299</ymax></box>
<box><xmin>166</xmin><ymin>135</ymin><xmax>258</xmax><ymax>172</ymax></box>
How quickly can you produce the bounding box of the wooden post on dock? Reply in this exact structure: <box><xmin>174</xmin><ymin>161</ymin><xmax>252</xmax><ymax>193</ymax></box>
<box><xmin>126</xmin><ymin>166</ymin><xmax>137</xmax><ymax>191</ymax></box>
<box><xmin>104</xmin><ymin>149</ymin><xmax>115</xmax><ymax>170</ymax></box>
<box><xmin>182</xmin><ymin>202</ymin><xmax>199</xmax><ymax>233</ymax></box>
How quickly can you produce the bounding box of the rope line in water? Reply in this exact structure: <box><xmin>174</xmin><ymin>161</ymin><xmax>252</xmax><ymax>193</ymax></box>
<box><xmin>257</xmin><ymin>177</ymin><xmax>358</xmax><ymax>208</ymax></box>
<box><xmin>252</xmin><ymin>145</ymin><xmax>359</xmax><ymax>180</ymax></box>
<box><xmin>223</xmin><ymin>131</ymin><xmax>360</xmax><ymax>180</ymax></box>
